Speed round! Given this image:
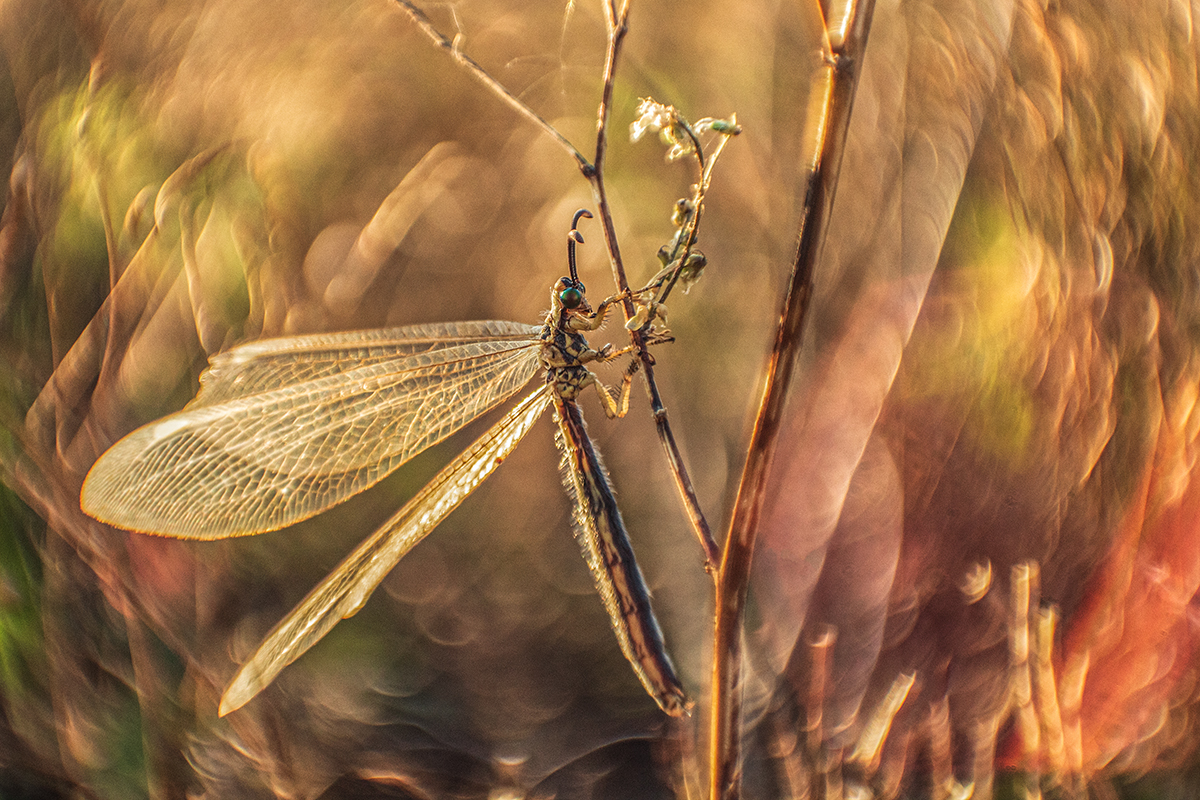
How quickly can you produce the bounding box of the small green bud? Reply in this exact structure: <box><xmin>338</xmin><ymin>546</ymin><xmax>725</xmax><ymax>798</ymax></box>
<box><xmin>710</xmin><ymin>117</ymin><xmax>742</xmax><ymax>135</ymax></box>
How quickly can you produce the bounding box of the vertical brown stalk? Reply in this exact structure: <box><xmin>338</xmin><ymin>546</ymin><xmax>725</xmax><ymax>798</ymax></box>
<box><xmin>708</xmin><ymin>0</ymin><xmax>876</xmax><ymax>796</ymax></box>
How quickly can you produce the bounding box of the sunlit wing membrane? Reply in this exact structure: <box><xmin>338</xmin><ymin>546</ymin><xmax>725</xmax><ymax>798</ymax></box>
<box><xmin>553</xmin><ymin>398</ymin><xmax>688</xmax><ymax>717</ymax></box>
<box><xmin>193</xmin><ymin>321</ymin><xmax>540</xmax><ymax>407</ymax></box>
<box><xmin>219</xmin><ymin>387</ymin><xmax>554</xmax><ymax>716</ymax></box>
<box><xmin>81</xmin><ymin>335</ymin><xmax>543</xmax><ymax>538</ymax></box>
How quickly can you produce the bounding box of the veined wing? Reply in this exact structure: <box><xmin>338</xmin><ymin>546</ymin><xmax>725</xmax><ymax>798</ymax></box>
<box><xmin>193</xmin><ymin>321</ymin><xmax>539</xmax><ymax>407</ymax></box>
<box><xmin>553</xmin><ymin>398</ymin><xmax>688</xmax><ymax>717</ymax></box>
<box><xmin>82</xmin><ymin>334</ymin><xmax>542</xmax><ymax>539</ymax></box>
<box><xmin>219</xmin><ymin>386</ymin><xmax>554</xmax><ymax>716</ymax></box>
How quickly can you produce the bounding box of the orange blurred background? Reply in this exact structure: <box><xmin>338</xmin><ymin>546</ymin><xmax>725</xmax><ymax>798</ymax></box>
<box><xmin>1</xmin><ymin>0</ymin><xmax>1199</xmax><ymax>797</ymax></box>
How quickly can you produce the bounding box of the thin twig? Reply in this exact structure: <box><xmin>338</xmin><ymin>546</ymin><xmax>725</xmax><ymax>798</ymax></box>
<box><xmin>639</xmin><ymin>343</ymin><xmax>721</xmax><ymax>570</ymax></box>
<box><xmin>655</xmin><ymin>127</ymin><xmax>736</xmax><ymax>307</ymax></box>
<box><xmin>586</xmin><ymin>1</ymin><xmax>720</xmax><ymax>571</ymax></box>
<box><xmin>709</xmin><ymin>0</ymin><xmax>876</xmax><ymax>796</ymax></box>
<box><xmin>592</xmin><ymin>158</ymin><xmax>719</xmax><ymax>572</ymax></box>
<box><xmin>392</xmin><ymin>0</ymin><xmax>591</xmax><ymax>172</ymax></box>
<box><xmin>589</xmin><ymin>0</ymin><xmax>632</xmax><ymax>289</ymax></box>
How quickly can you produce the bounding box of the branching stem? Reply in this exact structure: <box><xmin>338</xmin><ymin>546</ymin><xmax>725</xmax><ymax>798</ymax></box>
<box><xmin>654</xmin><ymin>126</ymin><xmax>736</xmax><ymax>308</ymax></box>
<box><xmin>392</xmin><ymin>0</ymin><xmax>718</xmax><ymax>572</ymax></box>
<box><xmin>587</xmin><ymin>2</ymin><xmax>720</xmax><ymax>572</ymax></box>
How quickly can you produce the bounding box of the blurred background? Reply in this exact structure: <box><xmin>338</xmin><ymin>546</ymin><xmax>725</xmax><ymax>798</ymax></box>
<box><xmin>1</xmin><ymin>0</ymin><xmax>1199</xmax><ymax>797</ymax></box>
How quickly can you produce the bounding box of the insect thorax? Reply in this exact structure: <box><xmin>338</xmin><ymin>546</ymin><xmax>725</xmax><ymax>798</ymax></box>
<box><xmin>539</xmin><ymin>313</ymin><xmax>597</xmax><ymax>401</ymax></box>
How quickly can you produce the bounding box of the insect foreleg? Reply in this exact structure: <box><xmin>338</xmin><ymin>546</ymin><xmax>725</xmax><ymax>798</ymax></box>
<box><xmin>577</xmin><ymin>328</ymin><xmax>676</xmax><ymax>420</ymax></box>
<box><xmin>590</xmin><ymin>330</ymin><xmax>675</xmax><ymax>364</ymax></box>
<box><xmin>568</xmin><ymin>289</ymin><xmax>631</xmax><ymax>333</ymax></box>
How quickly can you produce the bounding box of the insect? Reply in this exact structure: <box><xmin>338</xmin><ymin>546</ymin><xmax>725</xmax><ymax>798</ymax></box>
<box><xmin>81</xmin><ymin>210</ymin><xmax>688</xmax><ymax>717</ymax></box>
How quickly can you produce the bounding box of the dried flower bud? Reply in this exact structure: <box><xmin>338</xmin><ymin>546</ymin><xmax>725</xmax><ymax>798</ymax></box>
<box><xmin>672</xmin><ymin>198</ymin><xmax>695</xmax><ymax>227</ymax></box>
<box><xmin>630</xmin><ymin>97</ymin><xmax>696</xmax><ymax>161</ymax></box>
<box><xmin>625</xmin><ymin>304</ymin><xmax>651</xmax><ymax>330</ymax></box>
<box><xmin>679</xmin><ymin>251</ymin><xmax>707</xmax><ymax>293</ymax></box>
<box><xmin>630</xmin><ymin>97</ymin><xmax>674</xmax><ymax>143</ymax></box>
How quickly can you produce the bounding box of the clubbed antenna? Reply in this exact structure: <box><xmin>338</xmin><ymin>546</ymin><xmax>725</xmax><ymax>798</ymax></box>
<box><xmin>568</xmin><ymin>209</ymin><xmax>593</xmax><ymax>283</ymax></box>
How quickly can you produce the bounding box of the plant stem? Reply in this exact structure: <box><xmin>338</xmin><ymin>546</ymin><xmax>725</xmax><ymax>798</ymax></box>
<box><xmin>708</xmin><ymin>0</ymin><xmax>876</xmax><ymax>796</ymax></box>
<box><xmin>587</xmin><ymin>1</ymin><xmax>719</xmax><ymax>572</ymax></box>
<box><xmin>656</xmin><ymin>127</ymin><xmax>736</xmax><ymax>307</ymax></box>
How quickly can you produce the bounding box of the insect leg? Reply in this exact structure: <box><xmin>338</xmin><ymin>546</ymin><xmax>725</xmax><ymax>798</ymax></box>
<box><xmin>580</xmin><ymin>357</ymin><xmax>639</xmax><ymax>420</ymax></box>
<box><xmin>580</xmin><ymin>330</ymin><xmax>676</xmax><ymax>420</ymax></box>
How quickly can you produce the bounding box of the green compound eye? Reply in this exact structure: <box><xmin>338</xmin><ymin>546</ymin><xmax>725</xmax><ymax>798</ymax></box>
<box><xmin>559</xmin><ymin>285</ymin><xmax>584</xmax><ymax>309</ymax></box>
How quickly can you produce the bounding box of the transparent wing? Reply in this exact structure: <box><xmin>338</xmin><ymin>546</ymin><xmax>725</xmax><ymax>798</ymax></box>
<box><xmin>553</xmin><ymin>398</ymin><xmax>688</xmax><ymax>716</ymax></box>
<box><xmin>218</xmin><ymin>387</ymin><xmax>553</xmax><ymax>716</ymax></box>
<box><xmin>193</xmin><ymin>321</ymin><xmax>539</xmax><ymax>407</ymax></box>
<box><xmin>81</xmin><ymin>332</ymin><xmax>542</xmax><ymax>538</ymax></box>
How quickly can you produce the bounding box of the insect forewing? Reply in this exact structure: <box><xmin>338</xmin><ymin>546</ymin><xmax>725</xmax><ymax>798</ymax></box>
<box><xmin>82</xmin><ymin>327</ymin><xmax>542</xmax><ymax>538</ymax></box>
<box><xmin>219</xmin><ymin>387</ymin><xmax>553</xmax><ymax>716</ymax></box>
<box><xmin>193</xmin><ymin>321</ymin><xmax>538</xmax><ymax>407</ymax></box>
<box><xmin>553</xmin><ymin>398</ymin><xmax>688</xmax><ymax>716</ymax></box>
